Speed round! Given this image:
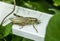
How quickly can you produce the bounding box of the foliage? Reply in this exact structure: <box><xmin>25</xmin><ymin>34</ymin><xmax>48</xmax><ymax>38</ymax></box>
<box><xmin>45</xmin><ymin>0</ymin><xmax>60</xmax><ymax>41</ymax></box>
<box><xmin>45</xmin><ymin>10</ymin><xmax>60</xmax><ymax>41</ymax></box>
<box><xmin>0</xmin><ymin>0</ymin><xmax>60</xmax><ymax>41</ymax></box>
<box><xmin>0</xmin><ymin>23</ymin><xmax>12</xmax><ymax>40</ymax></box>
<box><xmin>53</xmin><ymin>0</ymin><xmax>60</xmax><ymax>6</ymax></box>
<box><xmin>11</xmin><ymin>34</ymin><xmax>33</xmax><ymax>41</ymax></box>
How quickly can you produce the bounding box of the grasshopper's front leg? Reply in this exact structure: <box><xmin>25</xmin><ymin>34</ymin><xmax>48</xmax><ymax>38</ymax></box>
<box><xmin>19</xmin><ymin>22</ymin><xmax>25</xmax><ymax>29</ymax></box>
<box><xmin>33</xmin><ymin>25</ymin><xmax>38</xmax><ymax>33</ymax></box>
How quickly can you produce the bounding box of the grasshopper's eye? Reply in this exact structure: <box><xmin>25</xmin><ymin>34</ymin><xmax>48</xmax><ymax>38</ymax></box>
<box><xmin>37</xmin><ymin>22</ymin><xmax>40</xmax><ymax>24</ymax></box>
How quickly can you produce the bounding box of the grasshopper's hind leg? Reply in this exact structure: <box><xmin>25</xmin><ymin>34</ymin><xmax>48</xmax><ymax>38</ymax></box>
<box><xmin>33</xmin><ymin>25</ymin><xmax>38</xmax><ymax>33</ymax></box>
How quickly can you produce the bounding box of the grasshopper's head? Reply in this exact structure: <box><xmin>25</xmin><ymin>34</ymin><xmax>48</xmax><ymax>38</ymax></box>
<box><xmin>28</xmin><ymin>18</ymin><xmax>40</xmax><ymax>24</ymax></box>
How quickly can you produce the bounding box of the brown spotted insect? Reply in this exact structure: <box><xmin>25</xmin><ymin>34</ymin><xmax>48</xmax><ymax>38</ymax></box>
<box><xmin>10</xmin><ymin>13</ymin><xmax>40</xmax><ymax>32</ymax></box>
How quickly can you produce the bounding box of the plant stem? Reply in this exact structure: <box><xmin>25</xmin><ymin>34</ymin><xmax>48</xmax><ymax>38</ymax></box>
<box><xmin>1</xmin><ymin>0</ymin><xmax>16</xmax><ymax>26</ymax></box>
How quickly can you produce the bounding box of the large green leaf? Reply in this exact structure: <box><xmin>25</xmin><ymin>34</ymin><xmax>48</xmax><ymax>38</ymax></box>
<box><xmin>0</xmin><ymin>23</ymin><xmax>12</xmax><ymax>39</ymax></box>
<box><xmin>45</xmin><ymin>10</ymin><xmax>60</xmax><ymax>41</ymax></box>
<box><xmin>53</xmin><ymin>0</ymin><xmax>60</xmax><ymax>6</ymax></box>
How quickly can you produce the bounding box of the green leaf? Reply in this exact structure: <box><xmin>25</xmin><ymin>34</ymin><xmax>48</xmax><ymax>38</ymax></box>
<box><xmin>11</xmin><ymin>35</ymin><xmax>23</xmax><ymax>41</ymax></box>
<box><xmin>3</xmin><ymin>23</ymin><xmax>12</xmax><ymax>37</ymax></box>
<box><xmin>45</xmin><ymin>10</ymin><xmax>60</xmax><ymax>41</ymax></box>
<box><xmin>53</xmin><ymin>0</ymin><xmax>60</xmax><ymax>6</ymax></box>
<box><xmin>22</xmin><ymin>38</ymin><xmax>33</xmax><ymax>41</ymax></box>
<box><xmin>0</xmin><ymin>23</ymin><xmax>12</xmax><ymax>39</ymax></box>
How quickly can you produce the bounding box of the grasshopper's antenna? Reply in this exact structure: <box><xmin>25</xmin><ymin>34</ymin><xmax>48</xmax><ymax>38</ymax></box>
<box><xmin>13</xmin><ymin>13</ymin><xmax>23</xmax><ymax>17</ymax></box>
<box><xmin>1</xmin><ymin>0</ymin><xmax>16</xmax><ymax>25</ymax></box>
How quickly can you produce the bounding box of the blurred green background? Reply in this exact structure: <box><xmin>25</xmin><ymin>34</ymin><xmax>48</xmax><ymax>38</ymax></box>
<box><xmin>0</xmin><ymin>0</ymin><xmax>60</xmax><ymax>41</ymax></box>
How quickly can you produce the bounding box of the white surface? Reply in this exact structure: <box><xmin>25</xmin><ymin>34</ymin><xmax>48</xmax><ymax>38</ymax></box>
<box><xmin>0</xmin><ymin>2</ymin><xmax>53</xmax><ymax>41</ymax></box>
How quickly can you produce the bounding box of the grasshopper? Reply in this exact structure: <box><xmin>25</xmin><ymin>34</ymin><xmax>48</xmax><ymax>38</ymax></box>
<box><xmin>10</xmin><ymin>13</ymin><xmax>40</xmax><ymax>32</ymax></box>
